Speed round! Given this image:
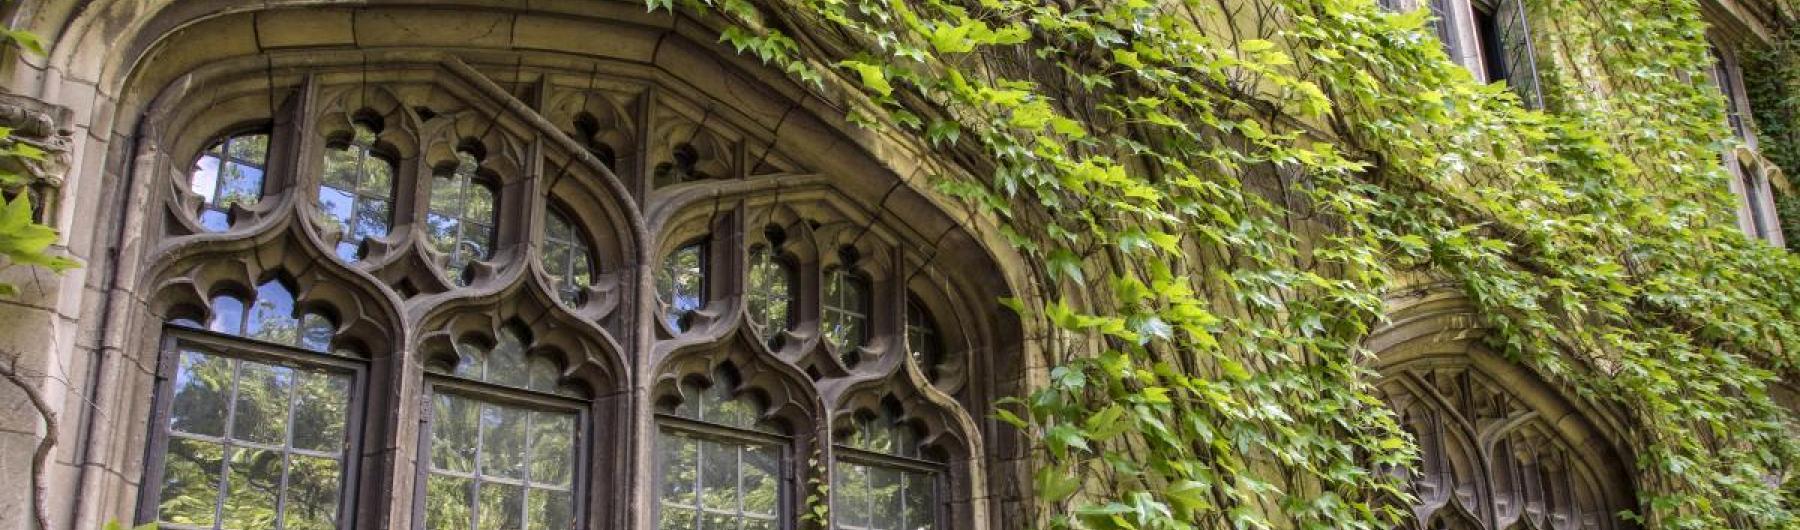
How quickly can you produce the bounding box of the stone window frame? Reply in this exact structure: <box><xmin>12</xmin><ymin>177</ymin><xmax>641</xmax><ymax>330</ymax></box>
<box><xmin>830</xmin><ymin>399</ymin><xmax>948</xmax><ymax>530</ymax></box>
<box><xmin>1377</xmin><ymin>0</ymin><xmax>1543</xmax><ymax>107</ymax></box>
<box><xmin>652</xmin><ymin>364</ymin><xmax>795</xmax><ymax>530</ymax></box>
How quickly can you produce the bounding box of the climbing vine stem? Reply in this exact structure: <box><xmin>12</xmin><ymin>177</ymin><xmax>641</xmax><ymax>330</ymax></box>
<box><xmin>653</xmin><ymin>0</ymin><xmax>1800</xmax><ymax>528</ymax></box>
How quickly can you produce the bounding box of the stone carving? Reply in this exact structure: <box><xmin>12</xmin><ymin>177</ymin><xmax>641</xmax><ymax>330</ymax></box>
<box><xmin>0</xmin><ymin>92</ymin><xmax>74</xmax><ymax>222</ymax></box>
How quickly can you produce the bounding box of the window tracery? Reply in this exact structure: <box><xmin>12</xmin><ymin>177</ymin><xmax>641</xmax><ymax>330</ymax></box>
<box><xmin>823</xmin><ymin>266</ymin><xmax>871</xmax><ymax>366</ymax></box>
<box><xmin>543</xmin><ymin>206</ymin><xmax>596</xmax><ymax>307</ymax></box>
<box><xmin>1380</xmin><ymin>362</ymin><xmax>1619</xmax><ymax>530</ymax></box>
<box><xmin>427</xmin><ymin>149</ymin><xmax>498</xmax><ymax>286</ymax></box>
<box><xmin>834</xmin><ymin>404</ymin><xmax>941</xmax><ymax>530</ymax></box>
<box><xmin>659</xmin><ymin>241</ymin><xmax>709</xmax><ymax>333</ymax></box>
<box><xmin>747</xmin><ymin>237</ymin><xmax>796</xmax><ymax>347</ymax></box>
<box><xmin>655</xmin><ymin>367</ymin><xmax>785</xmax><ymax>530</ymax></box>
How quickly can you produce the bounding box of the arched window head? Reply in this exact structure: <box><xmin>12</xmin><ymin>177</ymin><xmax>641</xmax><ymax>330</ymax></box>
<box><xmin>747</xmin><ymin>236</ymin><xmax>795</xmax><ymax>348</ymax></box>
<box><xmin>424</xmin><ymin>327</ymin><xmax>584</xmax><ymax>530</ymax></box>
<box><xmin>543</xmin><ymin>207</ymin><xmax>595</xmax><ymax>306</ymax></box>
<box><xmin>657</xmin><ymin>242</ymin><xmax>707</xmax><ymax>332</ymax></box>
<box><xmin>200</xmin><ymin>279</ymin><xmax>334</xmax><ymax>352</ymax></box>
<box><xmin>835</xmin><ymin>405</ymin><xmax>940</xmax><ymax>530</ymax></box>
<box><xmin>658</xmin><ymin>368</ymin><xmax>782</xmax><ymax>530</ymax></box>
<box><xmin>904</xmin><ymin>296</ymin><xmax>941</xmax><ymax>382</ymax></box>
<box><xmin>824</xmin><ymin>266</ymin><xmax>871</xmax><ymax>366</ymax></box>
<box><xmin>189</xmin><ymin>131</ymin><xmax>270</xmax><ymax>232</ymax></box>
<box><xmin>427</xmin><ymin>149</ymin><xmax>497</xmax><ymax>286</ymax></box>
<box><xmin>318</xmin><ymin>119</ymin><xmax>395</xmax><ymax>262</ymax></box>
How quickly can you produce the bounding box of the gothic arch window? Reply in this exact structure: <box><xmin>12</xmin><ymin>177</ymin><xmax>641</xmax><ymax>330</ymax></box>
<box><xmin>747</xmin><ymin>230</ymin><xmax>797</xmax><ymax>348</ymax></box>
<box><xmin>189</xmin><ymin>130</ymin><xmax>271</xmax><ymax>232</ymax></box>
<box><xmin>143</xmin><ymin>280</ymin><xmax>361</xmax><ymax>530</ymax></box>
<box><xmin>422</xmin><ymin>326</ymin><xmax>588</xmax><ymax>530</ymax></box>
<box><xmin>428</xmin><ymin>149</ymin><xmax>499</xmax><ymax>286</ymax></box>
<box><xmin>317</xmin><ymin>119</ymin><xmax>396</xmax><ymax>262</ymax></box>
<box><xmin>659</xmin><ymin>240</ymin><xmax>709</xmax><ymax>333</ymax></box>
<box><xmin>655</xmin><ymin>366</ymin><xmax>786</xmax><ymax>530</ymax></box>
<box><xmin>1379</xmin><ymin>359</ymin><xmax>1625</xmax><ymax>530</ymax></box>
<box><xmin>543</xmin><ymin>205</ymin><xmax>596</xmax><ymax>306</ymax></box>
<box><xmin>833</xmin><ymin>403</ymin><xmax>942</xmax><ymax>530</ymax></box>
<box><xmin>823</xmin><ymin>264</ymin><xmax>872</xmax><ymax>366</ymax></box>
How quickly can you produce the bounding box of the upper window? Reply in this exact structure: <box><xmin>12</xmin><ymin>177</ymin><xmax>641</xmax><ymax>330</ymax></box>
<box><xmin>146</xmin><ymin>282</ymin><xmax>356</xmax><ymax>530</ymax></box>
<box><xmin>190</xmin><ymin>131</ymin><xmax>270</xmax><ymax>232</ymax></box>
<box><xmin>904</xmin><ymin>297</ymin><xmax>941</xmax><ymax>382</ymax></box>
<box><xmin>655</xmin><ymin>369</ymin><xmax>784</xmax><ymax>530</ymax></box>
<box><xmin>1711</xmin><ymin>45</ymin><xmax>1751</xmax><ymax>141</ymax></box>
<box><xmin>658</xmin><ymin>242</ymin><xmax>708</xmax><ymax>332</ymax></box>
<box><xmin>543</xmin><ymin>207</ymin><xmax>595</xmax><ymax>306</ymax></box>
<box><xmin>1472</xmin><ymin>0</ymin><xmax>1541</xmax><ymax>107</ymax></box>
<box><xmin>834</xmin><ymin>407</ymin><xmax>940</xmax><ymax>530</ymax></box>
<box><xmin>318</xmin><ymin>121</ymin><xmax>396</xmax><ymax>262</ymax></box>
<box><xmin>427</xmin><ymin>150</ymin><xmax>498</xmax><ymax>286</ymax></box>
<box><xmin>823</xmin><ymin>267</ymin><xmax>871</xmax><ymax>366</ymax></box>
<box><xmin>423</xmin><ymin>328</ymin><xmax>585</xmax><ymax>530</ymax></box>
<box><xmin>747</xmin><ymin>241</ymin><xmax>795</xmax><ymax>347</ymax></box>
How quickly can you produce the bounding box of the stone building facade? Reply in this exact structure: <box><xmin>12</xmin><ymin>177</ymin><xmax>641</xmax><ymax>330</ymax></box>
<box><xmin>0</xmin><ymin>1</ymin><xmax>1788</xmax><ymax>530</ymax></box>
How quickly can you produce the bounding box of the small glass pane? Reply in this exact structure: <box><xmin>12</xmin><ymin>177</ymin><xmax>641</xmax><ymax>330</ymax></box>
<box><xmin>823</xmin><ymin>269</ymin><xmax>870</xmax><ymax>355</ymax></box>
<box><xmin>836</xmin><ymin>463</ymin><xmax>871</xmax><ymax>530</ymax></box>
<box><xmin>479</xmin><ymin>403</ymin><xmax>529</xmax><ymax>479</ymax></box>
<box><xmin>230</xmin><ymin>361</ymin><xmax>294</xmax><ymax>446</ymax></box>
<box><xmin>190</xmin><ymin>132</ymin><xmax>269</xmax><ymax>232</ymax></box>
<box><xmin>486</xmin><ymin>331</ymin><xmax>530</xmax><ymax>388</ymax></box>
<box><xmin>170</xmin><ymin>351</ymin><xmax>231</xmax><ymax>437</ymax></box>
<box><xmin>428</xmin><ymin>151</ymin><xmax>499</xmax><ymax>286</ymax></box>
<box><xmin>526</xmin><ymin>490</ymin><xmax>574</xmax><ymax>530</ymax></box>
<box><xmin>209</xmin><ymin>295</ymin><xmax>247</xmax><ymax>337</ymax></box>
<box><xmin>742</xmin><ymin>445</ymin><xmax>778</xmax><ymax>516</ymax></box>
<box><xmin>905</xmin><ymin>297</ymin><xmax>941</xmax><ymax>381</ymax></box>
<box><xmin>529</xmin><ymin>411</ymin><xmax>577</xmax><ymax>487</ymax></box>
<box><xmin>657</xmin><ymin>243</ymin><xmax>706</xmax><ymax>332</ymax></box>
<box><xmin>477</xmin><ymin>483</ymin><xmax>525</xmax><ymax>530</ymax></box>
<box><xmin>245</xmin><ymin>280</ymin><xmax>300</xmax><ymax>344</ymax></box>
<box><xmin>870</xmin><ymin>467</ymin><xmax>903</xmax><ymax>530</ymax></box>
<box><xmin>660</xmin><ymin>433</ymin><xmax>699</xmax><ymax>506</ymax></box>
<box><xmin>299</xmin><ymin>313</ymin><xmax>335</xmax><ymax>353</ymax></box>
<box><xmin>425</xmin><ymin>475</ymin><xmax>475</xmax><ymax>530</ymax></box>
<box><xmin>746</xmin><ymin>246</ymin><xmax>792</xmax><ymax>345</ymax></box>
<box><xmin>432</xmin><ymin>394</ymin><xmax>480</xmax><ymax>473</ymax></box>
<box><xmin>286</xmin><ymin>455</ymin><xmax>344</xmax><ymax>530</ymax></box>
<box><xmin>543</xmin><ymin>208</ymin><xmax>595</xmax><ymax>307</ymax></box>
<box><xmin>658</xmin><ymin>506</ymin><xmax>696</xmax><ymax>530</ymax></box>
<box><xmin>292</xmin><ymin>369</ymin><xmax>350</xmax><ymax>452</ymax></box>
<box><xmin>158</xmin><ymin>437</ymin><xmax>224</xmax><ymax>527</ymax></box>
<box><xmin>699</xmin><ymin>440</ymin><xmax>738</xmax><ymax>511</ymax></box>
<box><xmin>903</xmin><ymin>473</ymin><xmax>935</xmax><ymax>530</ymax></box>
<box><xmin>222</xmin><ymin>448</ymin><xmax>283</xmax><ymax>529</ymax></box>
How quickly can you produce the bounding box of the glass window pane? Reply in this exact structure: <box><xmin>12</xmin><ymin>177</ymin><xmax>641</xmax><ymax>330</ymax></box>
<box><xmin>245</xmin><ymin>280</ymin><xmax>300</xmax><ymax>344</ymax></box>
<box><xmin>836</xmin><ymin>463</ymin><xmax>870</xmax><ymax>530</ymax></box>
<box><xmin>170</xmin><ymin>351</ymin><xmax>232</xmax><ymax>437</ymax></box>
<box><xmin>486</xmin><ymin>332</ymin><xmax>529</xmax><ymax>388</ymax></box>
<box><xmin>658</xmin><ymin>244</ymin><xmax>706</xmax><ymax>332</ymax></box>
<box><xmin>741</xmin><ymin>445</ymin><xmax>778</xmax><ymax>516</ymax></box>
<box><xmin>292</xmin><ymin>369</ymin><xmax>350</xmax><ymax>452</ymax></box>
<box><xmin>433</xmin><ymin>394</ymin><xmax>480</xmax><ymax>473</ymax></box>
<box><xmin>477</xmin><ymin>483</ymin><xmax>525</xmax><ymax>530</ymax></box>
<box><xmin>658</xmin><ymin>506</ymin><xmax>696</xmax><ymax>530</ymax></box>
<box><xmin>322</xmin><ymin>149</ymin><xmax>360</xmax><ymax>190</ymax></box>
<box><xmin>699</xmin><ymin>440</ymin><xmax>738</xmax><ymax>511</ymax></box>
<box><xmin>158</xmin><ymin>437</ymin><xmax>224</xmax><ymax>527</ymax></box>
<box><xmin>230</xmin><ymin>361</ymin><xmax>294</xmax><ymax>446</ymax></box>
<box><xmin>222</xmin><ymin>448</ymin><xmax>283</xmax><ymax>530</ymax></box>
<box><xmin>192</xmin><ymin>155</ymin><xmax>222</xmax><ymax>204</ymax></box>
<box><xmin>287</xmin><ymin>454</ymin><xmax>344</xmax><ymax>530</ymax></box>
<box><xmin>660</xmin><ymin>432</ymin><xmax>699</xmax><ymax>506</ymax></box>
<box><xmin>527</xmin><ymin>357</ymin><xmax>560</xmax><ymax>395</ymax></box>
<box><xmin>529</xmin><ymin>411</ymin><xmax>576</xmax><ymax>487</ymax></box>
<box><xmin>466</xmin><ymin>184</ymin><xmax>496</xmax><ymax>225</ymax></box>
<box><xmin>425</xmin><ymin>474</ymin><xmax>475</xmax><ymax>530</ymax></box>
<box><xmin>228</xmin><ymin>133</ymin><xmax>270</xmax><ymax>163</ymax></box>
<box><xmin>870</xmin><ymin>467</ymin><xmax>903</xmax><ymax>530</ymax></box>
<box><xmin>209</xmin><ymin>295</ymin><xmax>247</xmax><ymax>336</ymax></box>
<box><xmin>903</xmin><ymin>473</ymin><xmax>935</xmax><ymax>530</ymax></box>
<box><xmin>479</xmin><ymin>403</ymin><xmax>529</xmax><ymax>479</ymax></box>
<box><xmin>299</xmin><ymin>313</ymin><xmax>335</xmax><ymax>353</ymax></box>
<box><xmin>525</xmin><ymin>489</ymin><xmax>574</xmax><ymax>530</ymax></box>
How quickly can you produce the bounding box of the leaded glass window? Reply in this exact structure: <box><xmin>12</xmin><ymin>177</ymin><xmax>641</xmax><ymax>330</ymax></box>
<box><xmin>834</xmin><ymin>411</ymin><xmax>938</xmax><ymax>530</ymax></box>
<box><xmin>746</xmin><ymin>245</ymin><xmax>794</xmax><ymax>347</ymax></box>
<box><xmin>823</xmin><ymin>268</ymin><xmax>870</xmax><ymax>365</ymax></box>
<box><xmin>427</xmin><ymin>151</ymin><xmax>497</xmax><ymax>286</ymax></box>
<box><xmin>424</xmin><ymin>328</ymin><xmax>584</xmax><ymax>530</ymax></box>
<box><xmin>657</xmin><ymin>242</ymin><xmax>707</xmax><ymax>332</ymax></box>
<box><xmin>190</xmin><ymin>131</ymin><xmax>270</xmax><ymax>232</ymax></box>
<box><xmin>544</xmin><ymin>207</ymin><xmax>595</xmax><ymax>306</ymax></box>
<box><xmin>656</xmin><ymin>372</ymin><xmax>783</xmax><ymax>530</ymax></box>
<box><xmin>904</xmin><ymin>297</ymin><xmax>940</xmax><ymax>382</ymax></box>
<box><xmin>148</xmin><ymin>288</ymin><xmax>355</xmax><ymax>530</ymax></box>
<box><xmin>317</xmin><ymin>122</ymin><xmax>395</xmax><ymax>262</ymax></box>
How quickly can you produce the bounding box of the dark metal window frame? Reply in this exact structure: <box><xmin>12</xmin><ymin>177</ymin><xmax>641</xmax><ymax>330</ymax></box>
<box><xmin>410</xmin><ymin>371</ymin><xmax>594</xmax><ymax>530</ymax></box>
<box><xmin>136</xmin><ymin>325</ymin><xmax>370</xmax><ymax>529</ymax></box>
<box><xmin>319</xmin><ymin>122</ymin><xmax>398</xmax><ymax>261</ymax></box>
<box><xmin>652</xmin><ymin>413</ymin><xmax>796</xmax><ymax>530</ymax></box>
<box><xmin>830</xmin><ymin>446</ymin><xmax>946</xmax><ymax>530</ymax></box>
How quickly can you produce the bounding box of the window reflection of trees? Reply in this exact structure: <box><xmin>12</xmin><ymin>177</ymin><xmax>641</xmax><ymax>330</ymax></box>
<box><xmin>543</xmin><ymin>207</ymin><xmax>595</xmax><ymax>306</ymax></box>
<box><xmin>834</xmin><ymin>405</ymin><xmax>939</xmax><ymax>530</ymax></box>
<box><xmin>746</xmin><ymin>243</ymin><xmax>794</xmax><ymax>348</ymax></box>
<box><xmin>656</xmin><ymin>242</ymin><xmax>707</xmax><ymax>332</ymax></box>
<box><xmin>903</xmin><ymin>296</ymin><xmax>941</xmax><ymax>383</ymax></box>
<box><xmin>189</xmin><ymin>132</ymin><xmax>270</xmax><ymax>232</ymax></box>
<box><xmin>656</xmin><ymin>368</ymin><xmax>783</xmax><ymax>530</ymax></box>
<box><xmin>823</xmin><ymin>267</ymin><xmax>870</xmax><ymax>366</ymax></box>
<box><xmin>423</xmin><ymin>327</ymin><xmax>584</xmax><ymax>530</ymax></box>
<box><xmin>317</xmin><ymin>121</ymin><xmax>396</xmax><ymax>262</ymax></box>
<box><xmin>152</xmin><ymin>279</ymin><xmax>354</xmax><ymax>529</ymax></box>
<box><xmin>427</xmin><ymin>150</ymin><xmax>498</xmax><ymax>286</ymax></box>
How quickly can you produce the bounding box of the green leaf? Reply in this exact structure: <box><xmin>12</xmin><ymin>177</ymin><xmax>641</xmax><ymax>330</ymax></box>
<box><xmin>838</xmin><ymin>60</ymin><xmax>892</xmax><ymax>96</ymax></box>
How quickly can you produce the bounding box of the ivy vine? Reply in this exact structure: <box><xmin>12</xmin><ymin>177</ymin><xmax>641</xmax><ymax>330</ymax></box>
<box><xmin>652</xmin><ymin>0</ymin><xmax>1800</xmax><ymax>528</ymax></box>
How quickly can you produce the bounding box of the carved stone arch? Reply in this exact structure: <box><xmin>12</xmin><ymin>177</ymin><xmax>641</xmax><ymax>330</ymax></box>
<box><xmin>140</xmin><ymin>218</ymin><xmax>404</xmax><ymax>356</ymax></box>
<box><xmin>145</xmin><ymin>74</ymin><xmax>305</xmax><ymax>238</ymax></box>
<box><xmin>1371</xmin><ymin>285</ymin><xmax>1637</xmax><ymax>530</ymax></box>
<box><xmin>414</xmin><ymin>279</ymin><xmax>628</xmax><ymax>397</ymax></box>
<box><xmin>304</xmin><ymin>83</ymin><xmax>421</xmax><ymax>263</ymax></box>
<box><xmin>647</xmin><ymin>96</ymin><xmax>742</xmax><ymax>188</ymax></box>
<box><xmin>652</xmin><ymin>327</ymin><xmax>827</xmax><ymax>435</ymax></box>
<box><xmin>896</xmin><ymin>262</ymin><xmax>979</xmax><ymax>395</ymax></box>
<box><xmin>544</xmin><ymin>85</ymin><xmax>641</xmax><ymax>175</ymax></box>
